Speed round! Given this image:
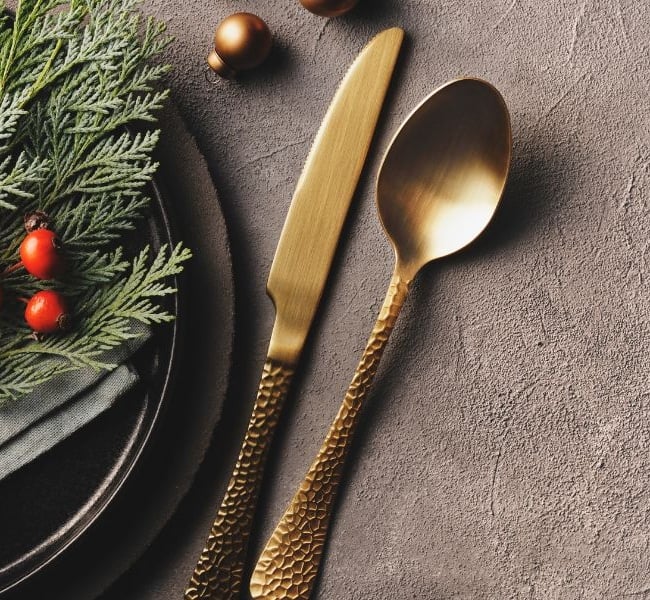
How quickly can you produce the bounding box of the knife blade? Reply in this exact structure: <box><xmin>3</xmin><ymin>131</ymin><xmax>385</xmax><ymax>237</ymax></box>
<box><xmin>185</xmin><ymin>28</ymin><xmax>404</xmax><ymax>600</ymax></box>
<box><xmin>268</xmin><ymin>27</ymin><xmax>405</xmax><ymax>365</ymax></box>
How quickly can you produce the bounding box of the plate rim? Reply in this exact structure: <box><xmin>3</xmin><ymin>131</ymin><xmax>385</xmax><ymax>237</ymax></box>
<box><xmin>0</xmin><ymin>101</ymin><xmax>235</xmax><ymax>598</ymax></box>
<box><xmin>0</xmin><ymin>146</ymin><xmax>181</xmax><ymax>595</ymax></box>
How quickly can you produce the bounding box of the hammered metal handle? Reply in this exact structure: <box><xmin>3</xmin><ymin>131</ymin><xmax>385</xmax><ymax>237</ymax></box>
<box><xmin>185</xmin><ymin>358</ymin><xmax>295</xmax><ymax>600</ymax></box>
<box><xmin>250</xmin><ymin>273</ymin><xmax>410</xmax><ymax>600</ymax></box>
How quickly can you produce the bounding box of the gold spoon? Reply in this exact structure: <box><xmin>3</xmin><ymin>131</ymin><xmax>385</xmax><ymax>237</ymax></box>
<box><xmin>250</xmin><ymin>77</ymin><xmax>512</xmax><ymax>600</ymax></box>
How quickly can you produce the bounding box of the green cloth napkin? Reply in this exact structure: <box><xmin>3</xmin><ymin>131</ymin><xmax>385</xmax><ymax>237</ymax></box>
<box><xmin>0</xmin><ymin>328</ymin><xmax>150</xmax><ymax>481</ymax></box>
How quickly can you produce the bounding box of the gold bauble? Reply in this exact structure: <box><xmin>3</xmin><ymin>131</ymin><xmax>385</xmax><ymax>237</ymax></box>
<box><xmin>207</xmin><ymin>13</ymin><xmax>272</xmax><ymax>78</ymax></box>
<box><xmin>299</xmin><ymin>0</ymin><xmax>359</xmax><ymax>17</ymax></box>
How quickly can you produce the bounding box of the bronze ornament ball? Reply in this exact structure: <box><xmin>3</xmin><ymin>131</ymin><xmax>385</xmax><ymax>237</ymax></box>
<box><xmin>207</xmin><ymin>13</ymin><xmax>272</xmax><ymax>78</ymax></box>
<box><xmin>299</xmin><ymin>0</ymin><xmax>359</xmax><ymax>17</ymax></box>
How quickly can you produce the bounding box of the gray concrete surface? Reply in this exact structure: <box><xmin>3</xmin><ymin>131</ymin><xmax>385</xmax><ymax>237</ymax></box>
<box><xmin>105</xmin><ymin>0</ymin><xmax>650</xmax><ymax>598</ymax></box>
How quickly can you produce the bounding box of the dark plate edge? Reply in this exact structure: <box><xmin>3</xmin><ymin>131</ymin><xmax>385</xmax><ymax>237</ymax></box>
<box><xmin>0</xmin><ymin>100</ymin><xmax>235</xmax><ymax>599</ymax></box>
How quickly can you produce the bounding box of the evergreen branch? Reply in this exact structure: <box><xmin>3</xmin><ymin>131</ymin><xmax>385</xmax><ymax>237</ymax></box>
<box><xmin>53</xmin><ymin>192</ymin><xmax>149</xmax><ymax>248</ymax></box>
<box><xmin>2</xmin><ymin>247</ymin><xmax>130</xmax><ymax>297</ymax></box>
<box><xmin>0</xmin><ymin>1</ymin><xmax>190</xmax><ymax>402</ymax></box>
<box><xmin>0</xmin><ymin>244</ymin><xmax>191</xmax><ymax>401</ymax></box>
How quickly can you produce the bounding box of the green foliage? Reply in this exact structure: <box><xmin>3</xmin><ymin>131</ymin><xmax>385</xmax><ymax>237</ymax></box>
<box><xmin>0</xmin><ymin>0</ymin><xmax>190</xmax><ymax>401</ymax></box>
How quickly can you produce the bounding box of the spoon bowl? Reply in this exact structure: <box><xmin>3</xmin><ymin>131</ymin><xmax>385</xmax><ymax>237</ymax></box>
<box><xmin>378</xmin><ymin>78</ymin><xmax>512</xmax><ymax>277</ymax></box>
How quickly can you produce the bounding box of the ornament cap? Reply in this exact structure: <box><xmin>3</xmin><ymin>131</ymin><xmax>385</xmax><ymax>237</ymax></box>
<box><xmin>207</xmin><ymin>48</ymin><xmax>236</xmax><ymax>79</ymax></box>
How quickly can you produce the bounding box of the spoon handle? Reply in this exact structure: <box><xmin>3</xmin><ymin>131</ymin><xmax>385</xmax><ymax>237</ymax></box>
<box><xmin>250</xmin><ymin>272</ymin><xmax>410</xmax><ymax>600</ymax></box>
<box><xmin>185</xmin><ymin>358</ymin><xmax>295</xmax><ymax>600</ymax></box>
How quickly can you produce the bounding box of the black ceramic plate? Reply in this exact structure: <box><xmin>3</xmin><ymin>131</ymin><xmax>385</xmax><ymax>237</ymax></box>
<box><xmin>0</xmin><ymin>140</ymin><xmax>178</xmax><ymax>594</ymax></box>
<box><xmin>0</xmin><ymin>104</ymin><xmax>235</xmax><ymax>597</ymax></box>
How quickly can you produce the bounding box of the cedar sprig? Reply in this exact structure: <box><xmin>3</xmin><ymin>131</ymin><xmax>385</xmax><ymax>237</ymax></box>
<box><xmin>0</xmin><ymin>0</ymin><xmax>190</xmax><ymax>402</ymax></box>
<box><xmin>0</xmin><ymin>245</ymin><xmax>191</xmax><ymax>400</ymax></box>
<box><xmin>1</xmin><ymin>244</ymin><xmax>190</xmax><ymax>383</ymax></box>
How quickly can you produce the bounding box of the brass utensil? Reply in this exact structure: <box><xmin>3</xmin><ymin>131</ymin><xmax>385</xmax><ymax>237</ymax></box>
<box><xmin>185</xmin><ymin>28</ymin><xmax>404</xmax><ymax>600</ymax></box>
<box><xmin>250</xmin><ymin>78</ymin><xmax>512</xmax><ymax>600</ymax></box>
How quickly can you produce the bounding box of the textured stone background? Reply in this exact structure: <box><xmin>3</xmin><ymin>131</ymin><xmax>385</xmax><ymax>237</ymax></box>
<box><xmin>105</xmin><ymin>0</ymin><xmax>650</xmax><ymax>598</ymax></box>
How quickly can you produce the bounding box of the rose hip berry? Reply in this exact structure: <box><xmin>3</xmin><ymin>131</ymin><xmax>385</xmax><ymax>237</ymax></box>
<box><xmin>24</xmin><ymin>290</ymin><xmax>70</xmax><ymax>334</ymax></box>
<box><xmin>19</xmin><ymin>229</ymin><xmax>65</xmax><ymax>280</ymax></box>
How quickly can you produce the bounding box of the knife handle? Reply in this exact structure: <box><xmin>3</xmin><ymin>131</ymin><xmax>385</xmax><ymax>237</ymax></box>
<box><xmin>250</xmin><ymin>273</ymin><xmax>410</xmax><ymax>600</ymax></box>
<box><xmin>185</xmin><ymin>358</ymin><xmax>295</xmax><ymax>600</ymax></box>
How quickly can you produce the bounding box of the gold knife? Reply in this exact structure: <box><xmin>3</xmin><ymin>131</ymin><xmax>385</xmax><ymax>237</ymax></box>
<box><xmin>185</xmin><ymin>28</ymin><xmax>404</xmax><ymax>600</ymax></box>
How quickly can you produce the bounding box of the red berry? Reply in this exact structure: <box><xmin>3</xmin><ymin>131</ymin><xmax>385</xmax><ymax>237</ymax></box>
<box><xmin>19</xmin><ymin>229</ymin><xmax>65</xmax><ymax>280</ymax></box>
<box><xmin>24</xmin><ymin>290</ymin><xmax>70</xmax><ymax>334</ymax></box>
